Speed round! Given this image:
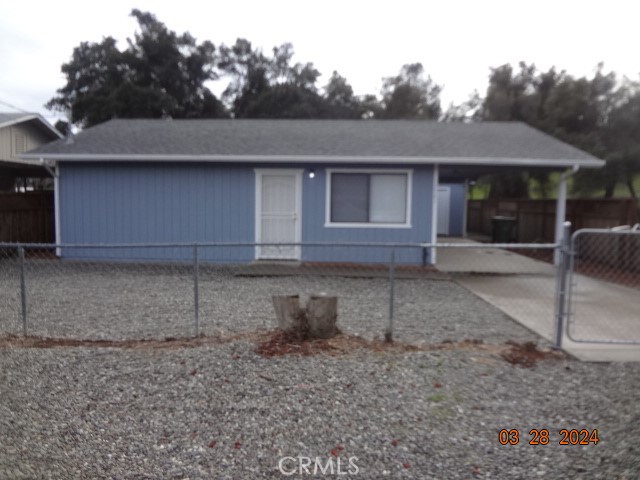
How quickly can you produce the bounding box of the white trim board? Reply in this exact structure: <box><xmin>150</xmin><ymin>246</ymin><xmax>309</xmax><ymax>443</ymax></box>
<box><xmin>430</xmin><ymin>165</ymin><xmax>439</xmax><ymax>264</ymax></box>
<box><xmin>54</xmin><ymin>164</ymin><xmax>61</xmax><ymax>257</ymax></box>
<box><xmin>0</xmin><ymin>114</ymin><xmax>63</xmax><ymax>139</ymax></box>
<box><xmin>21</xmin><ymin>153</ymin><xmax>605</xmax><ymax>168</ymax></box>
<box><xmin>463</xmin><ymin>180</ymin><xmax>469</xmax><ymax>238</ymax></box>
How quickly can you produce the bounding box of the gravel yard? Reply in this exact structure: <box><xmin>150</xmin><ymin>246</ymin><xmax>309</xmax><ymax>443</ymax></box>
<box><xmin>1</xmin><ymin>261</ymin><xmax>638</xmax><ymax>478</ymax></box>
<box><xmin>0</xmin><ymin>260</ymin><xmax>544</xmax><ymax>344</ymax></box>
<box><xmin>1</xmin><ymin>338</ymin><xmax>639</xmax><ymax>479</ymax></box>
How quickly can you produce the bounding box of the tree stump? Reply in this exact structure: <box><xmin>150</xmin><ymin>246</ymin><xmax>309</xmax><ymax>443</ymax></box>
<box><xmin>306</xmin><ymin>294</ymin><xmax>338</xmax><ymax>339</ymax></box>
<box><xmin>272</xmin><ymin>295</ymin><xmax>306</xmax><ymax>332</ymax></box>
<box><xmin>272</xmin><ymin>294</ymin><xmax>338</xmax><ymax>339</ymax></box>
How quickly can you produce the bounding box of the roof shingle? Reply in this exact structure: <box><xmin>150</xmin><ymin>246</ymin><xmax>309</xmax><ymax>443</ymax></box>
<box><xmin>24</xmin><ymin>119</ymin><xmax>602</xmax><ymax>167</ymax></box>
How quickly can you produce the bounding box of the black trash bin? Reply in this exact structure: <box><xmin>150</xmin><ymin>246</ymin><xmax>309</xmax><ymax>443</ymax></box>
<box><xmin>491</xmin><ymin>216</ymin><xmax>517</xmax><ymax>243</ymax></box>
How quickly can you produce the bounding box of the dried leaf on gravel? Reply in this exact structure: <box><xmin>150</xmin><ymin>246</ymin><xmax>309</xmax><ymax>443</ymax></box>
<box><xmin>500</xmin><ymin>341</ymin><xmax>566</xmax><ymax>368</ymax></box>
<box><xmin>330</xmin><ymin>445</ymin><xmax>344</xmax><ymax>457</ymax></box>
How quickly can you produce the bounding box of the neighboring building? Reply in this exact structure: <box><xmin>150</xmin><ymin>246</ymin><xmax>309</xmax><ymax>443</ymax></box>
<box><xmin>0</xmin><ymin>113</ymin><xmax>62</xmax><ymax>191</ymax></box>
<box><xmin>22</xmin><ymin>119</ymin><xmax>604</xmax><ymax>264</ymax></box>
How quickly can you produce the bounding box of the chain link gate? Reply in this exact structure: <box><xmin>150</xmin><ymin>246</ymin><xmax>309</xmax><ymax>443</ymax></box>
<box><xmin>567</xmin><ymin>227</ymin><xmax>640</xmax><ymax>344</ymax></box>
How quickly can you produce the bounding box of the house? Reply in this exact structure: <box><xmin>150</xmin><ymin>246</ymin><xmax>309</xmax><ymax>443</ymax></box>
<box><xmin>22</xmin><ymin>119</ymin><xmax>604</xmax><ymax>264</ymax></box>
<box><xmin>0</xmin><ymin>112</ymin><xmax>62</xmax><ymax>191</ymax></box>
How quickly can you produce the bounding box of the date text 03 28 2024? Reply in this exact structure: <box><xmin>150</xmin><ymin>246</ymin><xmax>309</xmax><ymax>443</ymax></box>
<box><xmin>498</xmin><ymin>429</ymin><xmax>599</xmax><ymax>446</ymax></box>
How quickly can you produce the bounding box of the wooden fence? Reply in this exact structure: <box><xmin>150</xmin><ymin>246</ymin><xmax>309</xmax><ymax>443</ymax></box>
<box><xmin>0</xmin><ymin>192</ymin><xmax>54</xmax><ymax>243</ymax></box>
<box><xmin>467</xmin><ymin>198</ymin><xmax>639</xmax><ymax>242</ymax></box>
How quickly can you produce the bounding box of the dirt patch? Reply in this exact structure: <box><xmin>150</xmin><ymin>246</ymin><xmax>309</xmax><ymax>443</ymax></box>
<box><xmin>252</xmin><ymin>333</ymin><xmax>540</xmax><ymax>359</ymax></box>
<box><xmin>254</xmin><ymin>330</ymin><xmax>424</xmax><ymax>358</ymax></box>
<box><xmin>0</xmin><ymin>333</ymin><xmax>261</xmax><ymax>350</ymax></box>
<box><xmin>500</xmin><ymin>341</ymin><xmax>566</xmax><ymax>367</ymax></box>
<box><xmin>0</xmin><ymin>332</ymin><xmax>476</xmax><ymax>356</ymax></box>
<box><xmin>0</xmin><ymin>333</ymin><xmax>568</xmax><ymax>366</ymax></box>
<box><xmin>255</xmin><ymin>330</ymin><xmax>338</xmax><ymax>357</ymax></box>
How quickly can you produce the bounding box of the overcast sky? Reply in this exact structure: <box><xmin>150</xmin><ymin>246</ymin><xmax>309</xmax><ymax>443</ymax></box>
<box><xmin>1</xmin><ymin>0</ymin><xmax>638</xmax><ymax>123</ymax></box>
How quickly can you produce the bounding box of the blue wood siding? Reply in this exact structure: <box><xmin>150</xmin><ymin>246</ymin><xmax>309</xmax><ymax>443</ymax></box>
<box><xmin>300</xmin><ymin>165</ymin><xmax>434</xmax><ymax>264</ymax></box>
<box><xmin>59</xmin><ymin>162</ymin><xmax>255</xmax><ymax>262</ymax></box>
<box><xmin>444</xmin><ymin>183</ymin><xmax>466</xmax><ymax>236</ymax></box>
<box><xmin>59</xmin><ymin>162</ymin><xmax>435</xmax><ymax>264</ymax></box>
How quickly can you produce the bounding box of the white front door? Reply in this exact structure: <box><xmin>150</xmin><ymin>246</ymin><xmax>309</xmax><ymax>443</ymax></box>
<box><xmin>437</xmin><ymin>186</ymin><xmax>450</xmax><ymax>235</ymax></box>
<box><xmin>255</xmin><ymin>169</ymin><xmax>302</xmax><ymax>260</ymax></box>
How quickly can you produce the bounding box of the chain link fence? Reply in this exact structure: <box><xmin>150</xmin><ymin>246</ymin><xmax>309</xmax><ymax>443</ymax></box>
<box><xmin>567</xmin><ymin>228</ymin><xmax>640</xmax><ymax>344</ymax></box>
<box><xmin>436</xmin><ymin>241</ymin><xmax>561</xmax><ymax>344</ymax></box>
<box><xmin>0</xmin><ymin>241</ymin><xmax>566</xmax><ymax>346</ymax></box>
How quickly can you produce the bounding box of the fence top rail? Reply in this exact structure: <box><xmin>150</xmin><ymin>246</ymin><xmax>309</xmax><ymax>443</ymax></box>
<box><xmin>469</xmin><ymin>197</ymin><xmax>637</xmax><ymax>204</ymax></box>
<box><xmin>572</xmin><ymin>227</ymin><xmax>640</xmax><ymax>241</ymax></box>
<box><xmin>0</xmin><ymin>241</ymin><xmax>559</xmax><ymax>250</ymax></box>
<box><xmin>423</xmin><ymin>243</ymin><xmax>558</xmax><ymax>249</ymax></box>
<box><xmin>1</xmin><ymin>241</ymin><xmax>427</xmax><ymax>249</ymax></box>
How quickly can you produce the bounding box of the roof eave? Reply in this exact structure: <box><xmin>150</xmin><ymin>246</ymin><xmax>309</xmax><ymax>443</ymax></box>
<box><xmin>19</xmin><ymin>153</ymin><xmax>605</xmax><ymax>168</ymax></box>
<box><xmin>0</xmin><ymin>115</ymin><xmax>37</xmax><ymax>130</ymax></box>
<box><xmin>0</xmin><ymin>114</ymin><xmax>63</xmax><ymax>139</ymax></box>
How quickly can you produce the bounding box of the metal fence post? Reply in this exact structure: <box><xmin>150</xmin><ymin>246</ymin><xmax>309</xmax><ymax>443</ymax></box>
<box><xmin>193</xmin><ymin>243</ymin><xmax>200</xmax><ymax>338</ymax></box>
<box><xmin>18</xmin><ymin>246</ymin><xmax>27</xmax><ymax>336</ymax></box>
<box><xmin>554</xmin><ymin>222</ymin><xmax>571</xmax><ymax>349</ymax></box>
<box><xmin>385</xmin><ymin>248</ymin><xmax>395</xmax><ymax>343</ymax></box>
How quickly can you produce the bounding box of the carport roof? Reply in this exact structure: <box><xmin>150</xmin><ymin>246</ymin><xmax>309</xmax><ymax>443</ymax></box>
<box><xmin>23</xmin><ymin>119</ymin><xmax>604</xmax><ymax>168</ymax></box>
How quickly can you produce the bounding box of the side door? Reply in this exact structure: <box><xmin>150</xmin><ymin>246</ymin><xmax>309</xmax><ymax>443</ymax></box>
<box><xmin>255</xmin><ymin>169</ymin><xmax>302</xmax><ymax>260</ymax></box>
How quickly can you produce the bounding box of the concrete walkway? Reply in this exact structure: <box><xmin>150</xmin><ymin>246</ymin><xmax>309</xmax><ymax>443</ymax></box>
<box><xmin>436</xmin><ymin>238</ymin><xmax>640</xmax><ymax>362</ymax></box>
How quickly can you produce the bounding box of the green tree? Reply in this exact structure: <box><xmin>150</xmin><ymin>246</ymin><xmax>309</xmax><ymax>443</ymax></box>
<box><xmin>219</xmin><ymin>39</ymin><xmax>327</xmax><ymax>118</ymax></box>
<box><xmin>475</xmin><ymin>62</ymin><xmax>628</xmax><ymax>199</ymax></box>
<box><xmin>218</xmin><ymin>38</ymin><xmax>272</xmax><ymax>114</ymax></box>
<box><xmin>46</xmin><ymin>37</ymin><xmax>130</xmax><ymax>126</ymax></box>
<box><xmin>442</xmin><ymin>91</ymin><xmax>482</xmax><ymax>122</ymax></box>
<box><xmin>600</xmin><ymin>85</ymin><xmax>640</xmax><ymax>198</ymax></box>
<box><xmin>47</xmin><ymin>10</ymin><xmax>227</xmax><ymax>127</ymax></box>
<box><xmin>54</xmin><ymin>120</ymin><xmax>69</xmax><ymax>137</ymax></box>
<box><xmin>125</xmin><ymin>9</ymin><xmax>225</xmax><ymax>119</ymax></box>
<box><xmin>323</xmin><ymin>71</ymin><xmax>363</xmax><ymax>119</ymax></box>
<box><xmin>238</xmin><ymin>84</ymin><xmax>332</xmax><ymax>118</ymax></box>
<box><xmin>481</xmin><ymin>62</ymin><xmax>543</xmax><ymax>123</ymax></box>
<box><xmin>542</xmin><ymin>66</ymin><xmax>621</xmax><ymax>197</ymax></box>
<box><xmin>359</xmin><ymin>94</ymin><xmax>384</xmax><ymax>119</ymax></box>
<box><xmin>380</xmin><ymin>63</ymin><xmax>442</xmax><ymax>119</ymax></box>
<box><xmin>219</xmin><ymin>40</ymin><xmax>367</xmax><ymax>119</ymax></box>
<box><xmin>478</xmin><ymin>62</ymin><xmax>551</xmax><ymax>198</ymax></box>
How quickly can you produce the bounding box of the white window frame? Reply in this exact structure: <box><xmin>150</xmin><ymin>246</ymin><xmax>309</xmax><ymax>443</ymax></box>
<box><xmin>324</xmin><ymin>168</ymin><xmax>413</xmax><ymax>228</ymax></box>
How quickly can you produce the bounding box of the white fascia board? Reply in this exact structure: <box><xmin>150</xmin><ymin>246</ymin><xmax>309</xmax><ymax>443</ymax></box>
<box><xmin>3</xmin><ymin>157</ymin><xmax>44</xmax><ymax>166</ymax></box>
<box><xmin>0</xmin><ymin>114</ymin><xmax>63</xmax><ymax>139</ymax></box>
<box><xmin>19</xmin><ymin>153</ymin><xmax>605</xmax><ymax>168</ymax></box>
<box><xmin>0</xmin><ymin>115</ymin><xmax>37</xmax><ymax>130</ymax></box>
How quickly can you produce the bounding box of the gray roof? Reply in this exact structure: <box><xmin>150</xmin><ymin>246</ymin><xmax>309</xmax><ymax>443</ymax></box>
<box><xmin>0</xmin><ymin>112</ymin><xmax>28</xmax><ymax>124</ymax></box>
<box><xmin>0</xmin><ymin>112</ymin><xmax>62</xmax><ymax>139</ymax></box>
<box><xmin>23</xmin><ymin>119</ymin><xmax>603</xmax><ymax>168</ymax></box>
